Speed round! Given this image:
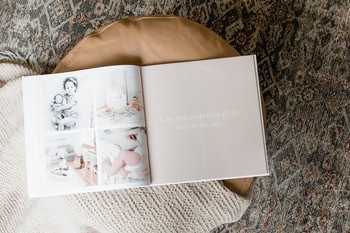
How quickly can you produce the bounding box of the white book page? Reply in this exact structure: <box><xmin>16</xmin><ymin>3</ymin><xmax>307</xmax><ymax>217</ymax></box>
<box><xmin>23</xmin><ymin>65</ymin><xmax>151</xmax><ymax>197</ymax></box>
<box><xmin>141</xmin><ymin>56</ymin><xmax>268</xmax><ymax>185</ymax></box>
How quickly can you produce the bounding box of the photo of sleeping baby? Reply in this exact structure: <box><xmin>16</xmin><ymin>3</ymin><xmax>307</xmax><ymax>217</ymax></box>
<box><xmin>96</xmin><ymin>127</ymin><xmax>150</xmax><ymax>185</ymax></box>
<box><xmin>43</xmin><ymin>76</ymin><xmax>93</xmax><ymax>132</ymax></box>
<box><xmin>94</xmin><ymin>70</ymin><xmax>146</xmax><ymax>128</ymax></box>
<box><xmin>45</xmin><ymin>130</ymin><xmax>98</xmax><ymax>192</ymax></box>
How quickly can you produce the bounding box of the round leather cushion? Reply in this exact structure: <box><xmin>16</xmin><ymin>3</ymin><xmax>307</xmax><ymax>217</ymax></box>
<box><xmin>54</xmin><ymin>15</ymin><xmax>252</xmax><ymax>195</ymax></box>
<box><xmin>54</xmin><ymin>16</ymin><xmax>239</xmax><ymax>72</ymax></box>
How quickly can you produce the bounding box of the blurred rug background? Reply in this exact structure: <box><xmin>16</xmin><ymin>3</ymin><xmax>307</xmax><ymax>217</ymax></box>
<box><xmin>1</xmin><ymin>0</ymin><xmax>349</xmax><ymax>232</ymax></box>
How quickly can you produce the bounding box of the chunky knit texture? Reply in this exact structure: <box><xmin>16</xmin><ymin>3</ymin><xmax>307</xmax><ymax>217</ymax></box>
<box><xmin>0</xmin><ymin>62</ymin><xmax>251</xmax><ymax>233</ymax></box>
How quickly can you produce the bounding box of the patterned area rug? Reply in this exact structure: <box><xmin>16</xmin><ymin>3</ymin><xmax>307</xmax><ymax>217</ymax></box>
<box><xmin>1</xmin><ymin>0</ymin><xmax>349</xmax><ymax>232</ymax></box>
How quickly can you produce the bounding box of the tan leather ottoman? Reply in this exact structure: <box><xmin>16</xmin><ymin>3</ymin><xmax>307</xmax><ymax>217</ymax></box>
<box><xmin>54</xmin><ymin>15</ymin><xmax>258</xmax><ymax>196</ymax></box>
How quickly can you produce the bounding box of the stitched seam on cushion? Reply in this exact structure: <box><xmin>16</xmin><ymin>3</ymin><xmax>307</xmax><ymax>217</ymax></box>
<box><xmin>242</xmin><ymin>178</ymin><xmax>252</xmax><ymax>194</ymax></box>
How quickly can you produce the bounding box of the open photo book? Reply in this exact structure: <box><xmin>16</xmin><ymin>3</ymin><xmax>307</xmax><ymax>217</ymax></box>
<box><xmin>22</xmin><ymin>55</ymin><xmax>269</xmax><ymax>197</ymax></box>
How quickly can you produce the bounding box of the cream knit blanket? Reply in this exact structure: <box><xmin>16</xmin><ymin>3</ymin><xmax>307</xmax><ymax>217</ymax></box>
<box><xmin>0</xmin><ymin>62</ymin><xmax>250</xmax><ymax>233</ymax></box>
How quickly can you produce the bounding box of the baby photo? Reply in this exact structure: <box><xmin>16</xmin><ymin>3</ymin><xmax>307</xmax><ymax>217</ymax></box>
<box><xmin>45</xmin><ymin>130</ymin><xmax>98</xmax><ymax>191</ymax></box>
<box><xmin>43</xmin><ymin>76</ymin><xmax>93</xmax><ymax>132</ymax></box>
<box><xmin>96</xmin><ymin>127</ymin><xmax>150</xmax><ymax>185</ymax></box>
<box><xmin>94</xmin><ymin>68</ymin><xmax>146</xmax><ymax>128</ymax></box>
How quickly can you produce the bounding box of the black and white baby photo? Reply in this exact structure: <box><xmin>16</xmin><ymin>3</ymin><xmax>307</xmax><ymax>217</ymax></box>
<box><xmin>42</xmin><ymin>76</ymin><xmax>93</xmax><ymax>132</ymax></box>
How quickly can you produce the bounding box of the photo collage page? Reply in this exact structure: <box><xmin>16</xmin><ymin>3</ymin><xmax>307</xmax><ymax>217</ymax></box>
<box><xmin>41</xmin><ymin>66</ymin><xmax>150</xmax><ymax>194</ymax></box>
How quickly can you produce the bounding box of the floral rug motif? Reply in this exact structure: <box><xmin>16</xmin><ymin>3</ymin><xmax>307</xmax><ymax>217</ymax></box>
<box><xmin>1</xmin><ymin>0</ymin><xmax>349</xmax><ymax>232</ymax></box>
